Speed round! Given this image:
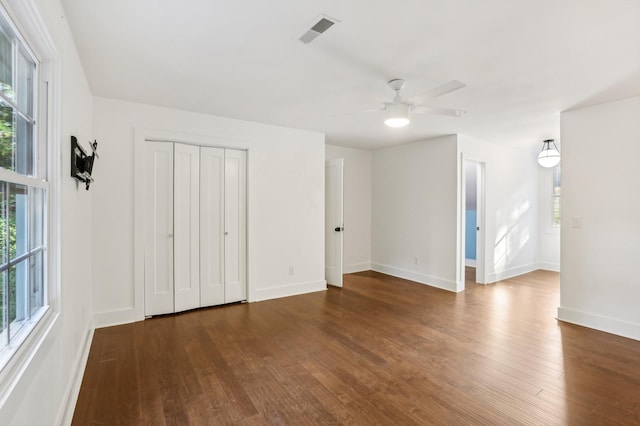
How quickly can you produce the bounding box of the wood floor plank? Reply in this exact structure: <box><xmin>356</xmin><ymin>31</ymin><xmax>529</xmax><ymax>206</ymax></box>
<box><xmin>72</xmin><ymin>270</ymin><xmax>640</xmax><ymax>425</ymax></box>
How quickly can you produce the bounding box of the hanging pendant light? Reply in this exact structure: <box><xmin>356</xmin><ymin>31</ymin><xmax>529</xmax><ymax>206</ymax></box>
<box><xmin>537</xmin><ymin>139</ymin><xmax>561</xmax><ymax>168</ymax></box>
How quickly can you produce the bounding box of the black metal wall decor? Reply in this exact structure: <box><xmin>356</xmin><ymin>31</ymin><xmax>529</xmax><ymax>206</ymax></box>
<box><xmin>71</xmin><ymin>135</ymin><xmax>99</xmax><ymax>190</ymax></box>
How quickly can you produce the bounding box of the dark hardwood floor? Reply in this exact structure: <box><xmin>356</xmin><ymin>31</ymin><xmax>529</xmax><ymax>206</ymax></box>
<box><xmin>72</xmin><ymin>269</ymin><xmax>640</xmax><ymax>425</ymax></box>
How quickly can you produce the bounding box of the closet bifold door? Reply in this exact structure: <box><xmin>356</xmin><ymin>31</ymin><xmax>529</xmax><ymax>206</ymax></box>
<box><xmin>173</xmin><ymin>143</ymin><xmax>201</xmax><ymax>312</ymax></box>
<box><xmin>224</xmin><ymin>149</ymin><xmax>247</xmax><ymax>303</ymax></box>
<box><xmin>200</xmin><ymin>147</ymin><xmax>225</xmax><ymax>306</ymax></box>
<box><xmin>144</xmin><ymin>141</ymin><xmax>175</xmax><ymax>316</ymax></box>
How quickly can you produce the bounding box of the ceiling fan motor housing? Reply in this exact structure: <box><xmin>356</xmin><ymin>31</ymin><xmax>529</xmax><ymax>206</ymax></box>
<box><xmin>388</xmin><ymin>79</ymin><xmax>406</xmax><ymax>92</ymax></box>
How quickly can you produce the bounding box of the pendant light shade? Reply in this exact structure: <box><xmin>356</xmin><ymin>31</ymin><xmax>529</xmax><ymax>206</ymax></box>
<box><xmin>537</xmin><ymin>139</ymin><xmax>561</xmax><ymax>168</ymax></box>
<box><xmin>384</xmin><ymin>103</ymin><xmax>410</xmax><ymax>128</ymax></box>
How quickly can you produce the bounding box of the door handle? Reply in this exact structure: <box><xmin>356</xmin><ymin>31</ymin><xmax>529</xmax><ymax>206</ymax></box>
<box><xmin>334</xmin><ymin>227</ymin><xmax>344</xmax><ymax>232</ymax></box>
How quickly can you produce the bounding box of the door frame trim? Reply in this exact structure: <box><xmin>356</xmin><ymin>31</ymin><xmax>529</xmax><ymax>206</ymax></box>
<box><xmin>458</xmin><ymin>155</ymin><xmax>487</xmax><ymax>291</ymax></box>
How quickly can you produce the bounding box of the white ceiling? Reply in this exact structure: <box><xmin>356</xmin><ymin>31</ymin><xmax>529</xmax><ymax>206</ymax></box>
<box><xmin>60</xmin><ymin>0</ymin><xmax>640</xmax><ymax>150</ymax></box>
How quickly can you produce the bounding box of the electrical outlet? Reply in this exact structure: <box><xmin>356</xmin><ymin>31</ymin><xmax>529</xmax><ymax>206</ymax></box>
<box><xmin>413</xmin><ymin>257</ymin><xmax>419</xmax><ymax>265</ymax></box>
<box><xmin>289</xmin><ymin>266</ymin><xmax>295</xmax><ymax>276</ymax></box>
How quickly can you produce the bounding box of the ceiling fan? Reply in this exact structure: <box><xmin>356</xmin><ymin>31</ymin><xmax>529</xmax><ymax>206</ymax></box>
<box><xmin>376</xmin><ymin>79</ymin><xmax>467</xmax><ymax>127</ymax></box>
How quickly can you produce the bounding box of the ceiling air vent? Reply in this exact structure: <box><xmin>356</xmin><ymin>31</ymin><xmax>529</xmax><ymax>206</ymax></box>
<box><xmin>299</xmin><ymin>14</ymin><xmax>338</xmax><ymax>44</ymax></box>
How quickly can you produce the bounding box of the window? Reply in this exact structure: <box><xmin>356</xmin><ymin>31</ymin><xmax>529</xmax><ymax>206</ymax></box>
<box><xmin>0</xmin><ymin>7</ymin><xmax>48</xmax><ymax>366</ymax></box>
<box><xmin>552</xmin><ymin>165</ymin><xmax>561</xmax><ymax>227</ymax></box>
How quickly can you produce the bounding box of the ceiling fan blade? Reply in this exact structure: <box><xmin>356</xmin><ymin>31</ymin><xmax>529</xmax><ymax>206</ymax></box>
<box><xmin>411</xmin><ymin>80</ymin><xmax>466</xmax><ymax>103</ymax></box>
<box><xmin>332</xmin><ymin>107</ymin><xmax>384</xmax><ymax>117</ymax></box>
<box><xmin>412</xmin><ymin>105</ymin><xmax>466</xmax><ymax>117</ymax></box>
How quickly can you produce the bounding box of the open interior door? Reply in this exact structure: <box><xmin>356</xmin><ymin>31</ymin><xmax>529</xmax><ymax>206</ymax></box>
<box><xmin>325</xmin><ymin>159</ymin><xmax>344</xmax><ymax>287</ymax></box>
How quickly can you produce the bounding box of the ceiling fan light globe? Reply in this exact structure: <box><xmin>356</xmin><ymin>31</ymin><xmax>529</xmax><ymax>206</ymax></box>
<box><xmin>384</xmin><ymin>117</ymin><xmax>410</xmax><ymax>128</ymax></box>
<box><xmin>384</xmin><ymin>103</ymin><xmax>410</xmax><ymax>128</ymax></box>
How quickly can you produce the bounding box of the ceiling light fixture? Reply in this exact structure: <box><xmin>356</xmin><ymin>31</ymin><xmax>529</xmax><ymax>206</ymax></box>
<box><xmin>384</xmin><ymin>103</ymin><xmax>410</xmax><ymax>128</ymax></box>
<box><xmin>537</xmin><ymin>139</ymin><xmax>561</xmax><ymax>167</ymax></box>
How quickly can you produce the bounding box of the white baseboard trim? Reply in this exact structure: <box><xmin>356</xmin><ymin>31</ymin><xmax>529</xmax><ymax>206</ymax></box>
<box><xmin>252</xmin><ymin>280</ymin><xmax>327</xmax><ymax>302</ymax></box>
<box><xmin>487</xmin><ymin>263</ymin><xmax>538</xmax><ymax>283</ymax></box>
<box><xmin>557</xmin><ymin>307</ymin><xmax>640</xmax><ymax>342</ymax></box>
<box><xmin>57</xmin><ymin>327</ymin><xmax>94</xmax><ymax>426</ymax></box>
<box><xmin>95</xmin><ymin>279</ymin><xmax>328</xmax><ymax>326</ymax></box>
<box><xmin>537</xmin><ymin>261</ymin><xmax>560</xmax><ymax>272</ymax></box>
<box><xmin>344</xmin><ymin>262</ymin><xmax>371</xmax><ymax>274</ymax></box>
<box><xmin>371</xmin><ymin>263</ymin><xmax>458</xmax><ymax>292</ymax></box>
<box><xmin>93</xmin><ymin>307</ymin><xmax>143</xmax><ymax>329</ymax></box>
<box><xmin>465</xmin><ymin>259</ymin><xmax>476</xmax><ymax>267</ymax></box>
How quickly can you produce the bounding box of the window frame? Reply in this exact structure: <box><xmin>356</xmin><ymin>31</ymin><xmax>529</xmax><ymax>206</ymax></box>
<box><xmin>542</xmin><ymin>164</ymin><xmax>561</xmax><ymax>234</ymax></box>
<box><xmin>551</xmin><ymin>164</ymin><xmax>561</xmax><ymax>229</ymax></box>
<box><xmin>0</xmin><ymin>0</ymin><xmax>60</xmax><ymax>394</ymax></box>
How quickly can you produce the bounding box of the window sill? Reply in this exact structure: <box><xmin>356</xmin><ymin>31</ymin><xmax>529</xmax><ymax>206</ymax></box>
<box><xmin>0</xmin><ymin>305</ymin><xmax>54</xmax><ymax>402</ymax></box>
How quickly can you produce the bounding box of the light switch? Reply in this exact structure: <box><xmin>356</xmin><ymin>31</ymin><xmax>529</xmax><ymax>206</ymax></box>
<box><xmin>571</xmin><ymin>217</ymin><xmax>582</xmax><ymax>228</ymax></box>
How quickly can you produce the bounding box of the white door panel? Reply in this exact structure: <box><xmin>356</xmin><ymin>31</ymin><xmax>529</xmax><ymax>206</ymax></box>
<box><xmin>174</xmin><ymin>143</ymin><xmax>200</xmax><ymax>312</ymax></box>
<box><xmin>224</xmin><ymin>149</ymin><xmax>247</xmax><ymax>303</ymax></box>
<box><xmin>144</xmin><ymin>143</ymin><xmax>246</xmax><ymax>315</ymax></box>
<box><xmin>144</xmin><ymin>142</ymin><xmax>174</xmax><ymax>316</ymax></box>
<box><xmin>325</xmin><ymin>159</ymin><xmax>344</xmax><ymax>287</ymax></box>
<box><xmin>200</xmin><ymin>147</ymin><xmax>225</xmax><ymax>306</ymax></box>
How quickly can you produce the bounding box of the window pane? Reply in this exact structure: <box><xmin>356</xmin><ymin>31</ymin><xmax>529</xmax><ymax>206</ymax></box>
<box><xmin>0</xmin><ymin>24</ymin><xmax>12</xmax><ymax>100</ymax></box>
<box><xmin>0</xmin><ymin>181</ymin><xmax>6</xmax><ymax>266</ymax></box>
<box><xmin>9</xmin><ymin>258</ymin><xmax>29</xmax><ymax>337</ymax></box>
<box><xmin>15</xmin><ymin>114</ymin><xmax>33</xmax><ymax>175</ymax></box>
<box><xmin>553</xmin><ymin>166</ymin><xmax>561</xmax><ymax>188</ymax></box>
<box><xmin>29</xmin><ymin>187</ymin><xmax>44</xmax><ymax>249</ymax></box>
<box><xmin>0</xmin><ymin>270</ymin><xmax>6</xmax><ymax>347</ymax></box>
<box><xmin>29</xmin><ymin>251</ymin><xmax>43</xmax><ymax>316</ymax></box>
<box><xmin>0</xmin><ymin>99</ymin><xmax>13</xmax><ymax>171</ymax></box>
<box><xmin>0</xmin><ymin>102</ymin><xmax>35</xmax><ymax>177</ymax></box>
<box><xmin>552</xmin><ymin>166</ymin><xmax>561</xmax><ymax>227</ymax></box>
<box><xmin>16</xmin><ymin>47</ymin><xmax>34</xmax><ymax>117</ymax></box>
<box><xmin>9</xmin><ymin>183</ymin><xmax>28</xmax><ymax>260</ymax></box>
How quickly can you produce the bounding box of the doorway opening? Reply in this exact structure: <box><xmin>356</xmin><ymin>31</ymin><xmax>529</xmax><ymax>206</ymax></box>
<box><xmin>461</xmin><ymin>159</ymin><xmax>486</xmax><ymax>288</ymax></box>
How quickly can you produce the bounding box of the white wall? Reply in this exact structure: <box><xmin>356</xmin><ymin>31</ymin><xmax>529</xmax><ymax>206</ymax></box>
<box><xmin>465</xmin><ymin>161</ymin><xmax>478</xmax><ymax>210</ymax></box>
<box><xmin>559</xmin><ymin>95</ymin><xmax>640</xmax><ymax>341</ymax></box>
<box><xmin>0</xmin><ymin>0</ymin><xmax>94</xmax><ymax>424</ymax></box>
<box><xmin>459</xmin><ymin>135</ymin><xmax>540</xmax><ymax>283</ymax></box>
<box><xmin>91</xmin><ymin>97</ymin><xmax>326</xmax><ymax>327</ymax></box>
<box><xmin>371</xmin><ymin>134</ymin><xmax>540</xmax><ymax>293</ymax></box>
<box><xmin>325</xmin><ymin>145</ymin><xmax>372</xmax><ymax>273</ymax></box>
<box><xmin>372</xmin><ymin>135</ymin><xmax>459</xmax><ymax>291</ymax></box>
